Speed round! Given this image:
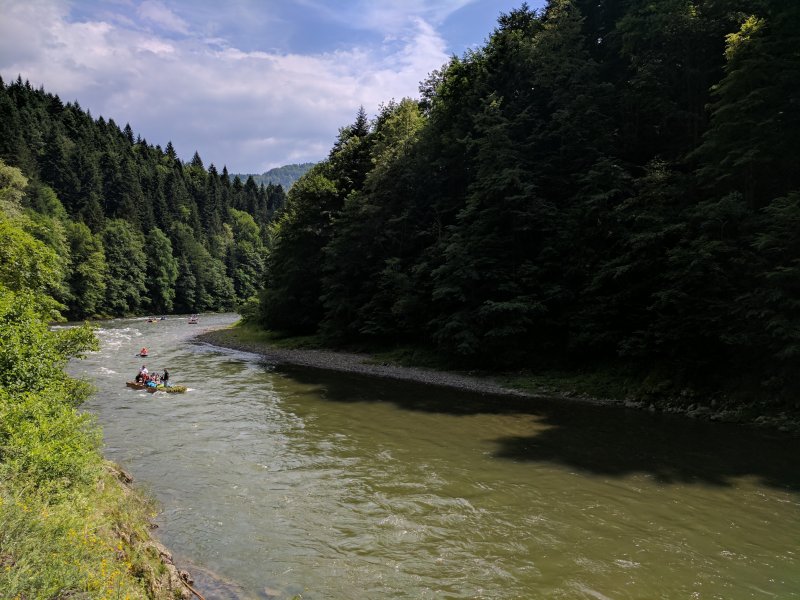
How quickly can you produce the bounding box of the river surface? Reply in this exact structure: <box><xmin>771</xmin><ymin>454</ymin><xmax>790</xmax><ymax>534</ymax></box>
<box><xmin>69</xmin><ymin>314</ymin><xmax>800</xmax><ymax>599</ymax></box>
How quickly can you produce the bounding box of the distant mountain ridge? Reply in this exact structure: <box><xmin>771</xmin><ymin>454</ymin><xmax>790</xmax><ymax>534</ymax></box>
<box><xmin>236</xmin><ymin>162</ymin><xmax>315</xmax><ymax>190</ymax></box>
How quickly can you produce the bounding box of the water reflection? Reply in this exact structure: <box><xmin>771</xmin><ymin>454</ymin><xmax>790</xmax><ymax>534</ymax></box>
<box><xmin>276</xmin><ymin>364</ymin><xmax>800</xmax><ymax>491</ymax></box>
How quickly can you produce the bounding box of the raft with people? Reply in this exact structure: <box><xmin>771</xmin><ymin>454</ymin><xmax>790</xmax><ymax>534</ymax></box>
<box><xmin>128</xmin><ymin>366</ymin><xmax>186</xmax><ymax>393</ymax></box>
<box><xmin>125</xmin><ymin>381</ymin><xmax>187</xmax><ymax>393</ymax></box>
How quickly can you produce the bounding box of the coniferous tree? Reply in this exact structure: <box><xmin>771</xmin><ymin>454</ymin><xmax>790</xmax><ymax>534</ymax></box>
<box><xmin>693</xmin><ymin>4</ymin><xmax>800</xmax><ymax>207</ymax></box>
<box><xmin>260</xmin><ymin>167</ymin><xmax>338</xmax><ymax>333</ymax></box>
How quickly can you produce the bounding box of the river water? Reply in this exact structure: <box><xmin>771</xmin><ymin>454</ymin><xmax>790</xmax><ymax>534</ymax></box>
<box><xmin>69</xmin><ymin>314</ymin><xmax>800</xmax><ymax>599</ymax></box>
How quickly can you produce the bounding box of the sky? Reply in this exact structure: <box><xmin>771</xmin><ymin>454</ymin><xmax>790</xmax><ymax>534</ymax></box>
<box><xmin>0</xmin><ymin>0</ymin><xmax>547</xmax><ymax>174</ymax></box>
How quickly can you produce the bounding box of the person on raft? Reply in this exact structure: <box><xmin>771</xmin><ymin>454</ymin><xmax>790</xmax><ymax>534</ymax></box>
<box><xmin>135</xmin><ymin>365</ymin><xmax>148</xmax><ymax>383</ymax></box>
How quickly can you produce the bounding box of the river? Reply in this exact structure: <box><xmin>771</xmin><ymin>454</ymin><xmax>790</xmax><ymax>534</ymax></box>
<box><xmin>69</xmin><ymin>314</ymin><xmax>800</xmax><ymax>599</ymax></box>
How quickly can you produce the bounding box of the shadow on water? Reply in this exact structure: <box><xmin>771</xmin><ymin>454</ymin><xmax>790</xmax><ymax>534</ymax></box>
<box><xmin>274</xmin><ymin>363</ymin><xmax>800</xmax><ymax>492</ymax></box>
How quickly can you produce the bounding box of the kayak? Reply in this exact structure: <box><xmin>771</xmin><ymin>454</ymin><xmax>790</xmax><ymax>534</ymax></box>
<box><xmin>125</xmin><ymin>381</ymin><xmax>187</xmax><ymax>393</ymax></box>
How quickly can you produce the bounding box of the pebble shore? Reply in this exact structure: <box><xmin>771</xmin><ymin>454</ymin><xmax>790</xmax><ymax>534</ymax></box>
<box><xmin>194</xmin><ymin>327</ymin><xmax>800</xmax><ymax>434</ymax></box>
<box><xmin>194</xmin><ymin>329</ymin><xmax>532</xmax><ymax>398</ymax></box>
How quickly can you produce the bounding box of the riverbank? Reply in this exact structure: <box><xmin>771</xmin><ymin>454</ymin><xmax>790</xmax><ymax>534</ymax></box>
<box><xmin>195</xmin><ymin>323</ymin><xmax>800</xmax><ymax>435</ymax></box>
<box><xmin>196</xmin><ymin>328</ymin><xmax>538</xmax><ymax>398</ymax></box>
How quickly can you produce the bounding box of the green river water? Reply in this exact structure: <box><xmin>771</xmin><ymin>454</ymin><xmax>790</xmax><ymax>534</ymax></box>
<box><xmin>70</xmin><ymin>314</ymin><xmax>800</xmax><ymax>599</ymax></box>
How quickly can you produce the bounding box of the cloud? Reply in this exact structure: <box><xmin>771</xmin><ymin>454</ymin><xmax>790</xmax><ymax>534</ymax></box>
<box><xmin>296</xmin><ymin>0</ymin><xmax>475</xmax><ymax>31</ymax></box>
<box><xmin>0</xmin><ymin>0</ymin><xmax>455</xmax><ymax>173</ymax></box>
<box><xmin>137</xmin><ymin>0</ymin><xmax>190</xmax><ymax>34</ymax></box>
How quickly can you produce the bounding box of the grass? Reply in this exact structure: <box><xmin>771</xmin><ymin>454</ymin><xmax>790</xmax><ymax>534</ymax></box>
<box><xmin>0</xmin><ymin>464</ymin><xmax>171</xmax><ymax>599</ymax></box>
<box><xmin>0</xmin><ymin>349</ymin><xmax>180</xmax><ymax>597</ymax></box>
<box><xmin>209</xmin><ymin>320</ymin><xmax>327</xmax><ymax>350</ymax></box>
<box><xmin>495</xmin><ymin>367</ymin><xmax>635</xmax><ymax>401</ymax></box>
<box><xmin>211</xmin><ymin>321</ymin><xmax>454</xmax><ymax>368</ymax></box>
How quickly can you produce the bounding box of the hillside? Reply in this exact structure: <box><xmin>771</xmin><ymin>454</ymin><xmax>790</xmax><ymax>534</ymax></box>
<box><xmin>0</xmin><ymin>76</ymin><xmax>286</xmax><ymax>319</ymax></box>
<box><xmin>236</xmin><ymin>162</ymin><xmax>316</xmax><ymax>190</ymax></box>
<box><xmin>256</xmin><ymin>1</ymin><xmax>800</xmax><ymax>408</ymax></box>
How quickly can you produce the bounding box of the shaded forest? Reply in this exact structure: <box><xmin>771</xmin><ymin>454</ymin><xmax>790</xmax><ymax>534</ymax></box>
<box><xmin>0</xmin><ymin>78</ymin><xmax>285</xmax><ymax>320</ymax></box>
<box><xmin>257</xmin><ymin>0</ymin><xmax>800</xmax><ymax>402</ymax></box>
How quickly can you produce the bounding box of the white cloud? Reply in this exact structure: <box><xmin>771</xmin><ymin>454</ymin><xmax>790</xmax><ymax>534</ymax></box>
<box><xmin>137</xmin><ymin>0</ymin><xmax>190</xmax><ymax>34</ymax></box>
<box><xmin>0</xmin><ymin>0</ymin><xmax>453</xmax><ymax>173</ymax></box>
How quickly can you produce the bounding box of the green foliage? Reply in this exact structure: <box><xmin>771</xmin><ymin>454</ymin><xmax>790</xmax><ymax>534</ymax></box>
<box><xmin>65</xmin><ymin>221</ymin><xmax>107</xmax><ymax>319</ymax></box>
<box><xmin>0</xmin><ymin>82</ymin><xmax>273</xmax><ymax>317</ymax></box>
<box><xmin>226</xmin><ymin>208</ymin><xmax>265</xmax><ymax>301</ymax></box>
<box><xmin>261</xmin><ymin>167</ymin><xmax>339</xmax><ymax>333</ymax></box>
<box><xmin>0</xmin><ymin>159</ymin><xmax>27</xmax><ymax>218</ymax></box>
<box><xmin>0</xmin><ymin>215</ymin><xmax>66</xmax><ymax>320</ymax></box>
<box><xmin>101</xmin><ymin>219</ymin><xmax>147</xmax><ymax>315</ymax></box>
<box><xmin>0</xmin><ymin>476</ymin><xmax>158</xmax><ymax>599</ymax></box>
<box><xmin>254</xmin><ymin>0</ymin><xmax>800</xmax><ymax>400</ymax></box>
<box><xmin>0</xmin><ymin>384</ymin><xmax>101</xmax><ymax>491</ymax></box>
<box><xmin>144</xmin><ymin>226</ymin><xmax>178</xmax><ymax>313</ymax></box>
<box><xmin>741</xmin><ymin>192</ymin><xmax>800</xmax><ymax>388</ymax></box>
<box><xmin>0</xmin><ymin>289</ymin><xmax>97</xmax><ymax>395</ymax></box>
<box><xmin>320</xmin><ymin>99</ymin><xmax>426</xmax><ymax>341</ymax></box>
<box><xmin>0</xmin><ymin>240</ymin><xmax>162</xmax><ymax>598</ymax></box>
<box><xmin>693</xmin><ymin>3</ymin><xmax>800</xmax><ymax>206</ymax></box>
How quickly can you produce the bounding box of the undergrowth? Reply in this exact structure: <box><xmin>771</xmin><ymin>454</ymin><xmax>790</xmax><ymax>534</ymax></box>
<box><xmin>0</xmin><ymin>289</ymin><xmax>177</xmax><ymax>599</ymax></box>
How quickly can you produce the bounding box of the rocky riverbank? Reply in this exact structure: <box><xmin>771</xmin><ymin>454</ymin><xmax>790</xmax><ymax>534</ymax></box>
<box><xmin>195</xmin><ymin>328</ymin><xmax>535</xmax><ymax>398</ymax></box>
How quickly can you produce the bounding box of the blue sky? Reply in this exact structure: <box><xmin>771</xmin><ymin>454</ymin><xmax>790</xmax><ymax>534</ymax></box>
<box><xmin>0</xmin><ymin>0</ymin><xmax>546</xmax><ymax>173</ymax></box>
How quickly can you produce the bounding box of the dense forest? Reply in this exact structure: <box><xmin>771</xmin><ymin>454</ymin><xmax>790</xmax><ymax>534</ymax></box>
<box><xmin>1</xmin><ymin>0</ymin><xmax>798</xmax><ymax>403</ymax></box>
<box><xmin>0</xmin><ymin>79</ymin><xmax>286</xmax><ymax>320</ymax></box>
<box><xmin>258</xmin><ymin>0</ymin><xmax>800</xmax><ymax>402</ymax></box>
<box><xmin>237</xmin><ymin>162</ymin><xmax>316</xmax><ymax>190</ymax></box>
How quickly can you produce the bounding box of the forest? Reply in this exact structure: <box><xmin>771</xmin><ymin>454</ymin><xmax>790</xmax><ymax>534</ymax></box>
<box><xmin>1</xmin><ymin>0</ymin><xmax>799</xmax><ymax>404</ymax></box>
<box><xmin>257</xmin><ymin>0</ymin><xmax>800</xmax><ymax>403</ymax></box>
<box><xmin>0</xmin><ymin>78</ymin><xmax>285</xmax><ymax>321</ymax></box>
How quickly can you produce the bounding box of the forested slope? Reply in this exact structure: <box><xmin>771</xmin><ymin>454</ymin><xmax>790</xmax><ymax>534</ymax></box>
<box><xmin>236</xmin><ymin>162</ymin><xmax>316</xmax><ymax>190</ymax></box>
<box><xmin>0</xmin><ymin>79</ymin><xmax>286</xmax><ymax>319</ymax></box>
<box><xmin>259</xmin><ymin>0</ymin><xmax>800</xmax><ymax>404</ymax></box>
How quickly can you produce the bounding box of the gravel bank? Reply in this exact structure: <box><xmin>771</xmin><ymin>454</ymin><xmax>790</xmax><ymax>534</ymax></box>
<box><xmin>193</xmin><ymin>328</ymin><xmax>800</xmax><ymax>433</ymax></box>
<box><xmin>194</xmin><ymin>329</ymin><xmax>533</xmax><ymax>398</ymax></box>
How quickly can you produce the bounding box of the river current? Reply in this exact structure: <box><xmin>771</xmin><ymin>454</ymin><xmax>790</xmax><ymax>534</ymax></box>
<box><xmin>69</xmin><ymin>314</ymin><xmax>800</xmax><ymax>599</ymax></box>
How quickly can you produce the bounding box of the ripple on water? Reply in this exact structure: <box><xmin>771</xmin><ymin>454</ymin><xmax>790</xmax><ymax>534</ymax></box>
<box><xmin>70</xmin><ymin>315</ymin><xmax>800</xmax><ymax>600</ymax></box>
